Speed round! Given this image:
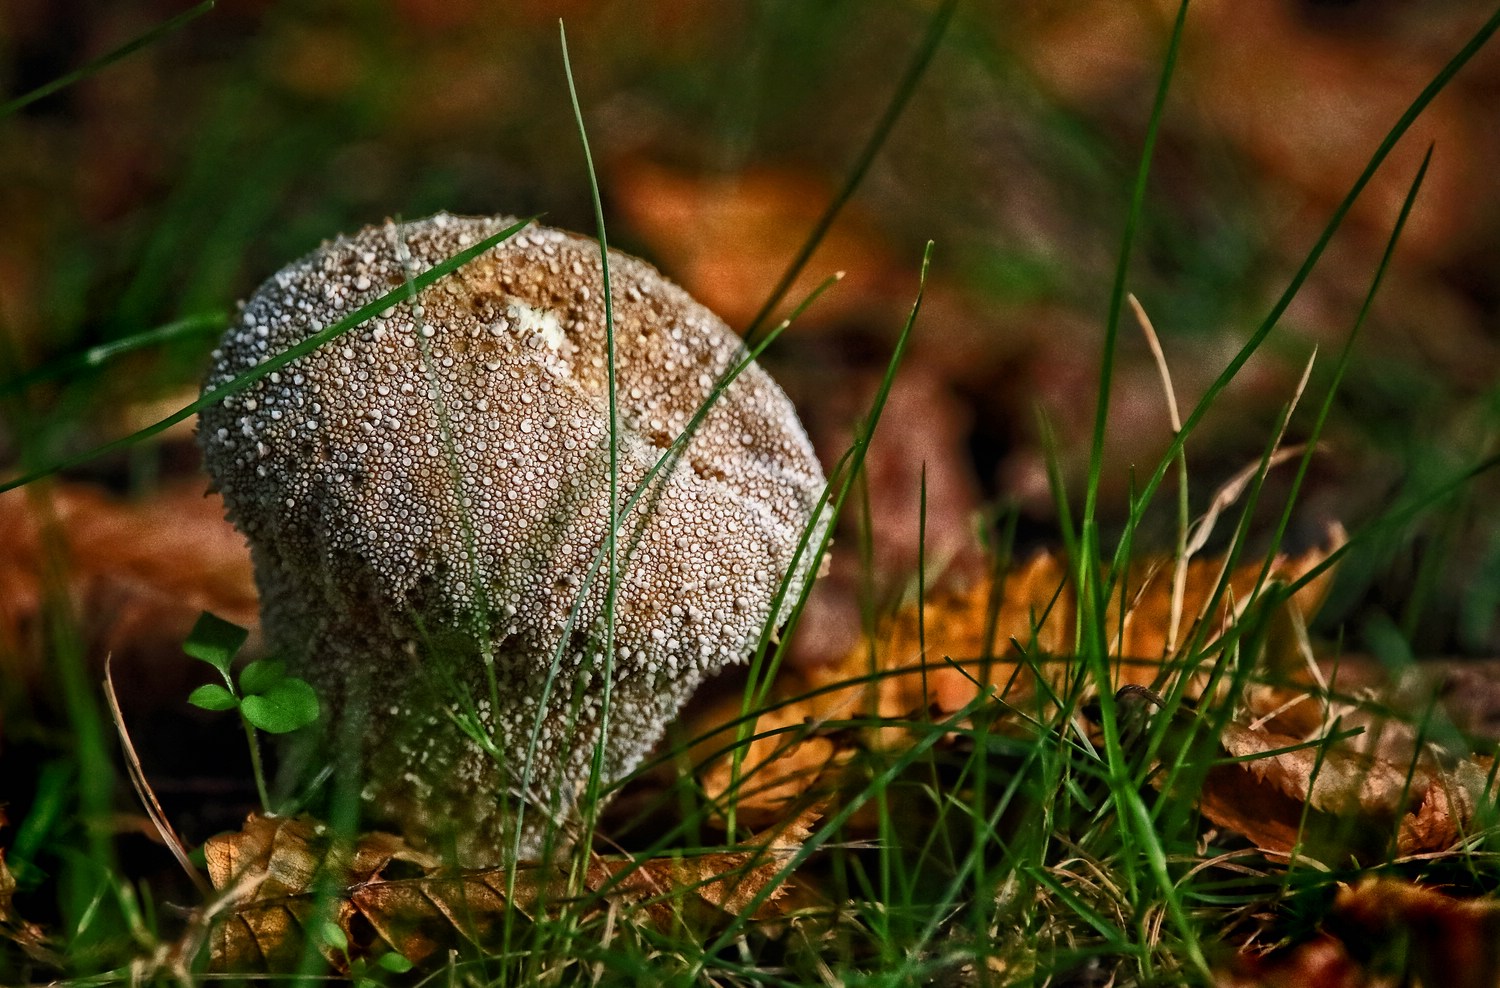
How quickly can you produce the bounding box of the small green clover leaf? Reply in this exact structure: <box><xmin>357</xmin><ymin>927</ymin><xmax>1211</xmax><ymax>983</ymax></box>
<box><xmin>238</xmin><ymin>657</ymin><xmax>288</xmax><ymax>695</ymax></box>
<box><xmin>183</xmin><ymin>612</ymin><xmax>249</xmax><ymax>677</ymax></box>
<box><xmin>376</xmin><ymin>953</ymin><xmax>414</xmax><ymax>974</ymax></box>
<box><xmin>182</xmin><ymin>610</ymin><xmax>323</xmax><ymax>813</ymax></box>
<box><xmin>240</xmin><ymin>678</ymin><xmax>320</xmax><ymax>734</ymax></box>
<box><xmin>182</xmin><ymin>612</ymin><xmax>320</xmax><ymax>734</ymax></box>
<box><xmin>187</xmin><ymin>682</ymin><xmax>238</xmax><ymax>711</ymax></box>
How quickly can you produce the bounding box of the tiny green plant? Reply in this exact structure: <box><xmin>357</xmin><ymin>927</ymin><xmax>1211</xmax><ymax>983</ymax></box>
<box><xmin>315</xmin><ymin>918</ymin><xmax>414</xmax><ymax>987</ymax></box>
<box><xmin>183</xmin><ymin>611</ymin><xmax>320</xmax><ymax>812</ymax></box>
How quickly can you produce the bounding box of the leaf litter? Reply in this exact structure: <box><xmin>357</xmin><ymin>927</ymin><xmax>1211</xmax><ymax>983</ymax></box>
<box><xmin>202</xmin><ymin>805</ymin><xmax>824</xmax><ymax>973</ymax></box>
<box><xmin>4</xmin><ymin>472</ymin><xmax>1500</xmax><ymax>983</ymax></box>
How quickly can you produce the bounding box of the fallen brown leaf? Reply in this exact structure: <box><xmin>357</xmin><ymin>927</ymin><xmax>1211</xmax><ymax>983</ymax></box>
<box><xmin>1178</xmin><ymin>708</ymin><xmax>1495</xmax><ymax>862</ymax></box>
<box><xmin>612</xmin><ymin>157</ymin><xmax>898</xmax><ymax>329</ymax></box>
<box><xmin>0</xmin><ymin>480</ymin><xmax>258</xmax><ymax>704</ymax></box>
<box><xmin>204</xmin><ymin>814</ymin><xmax>439</xmax><ymax>971</ymax></box>
<box><xmin>1330</xmin><ymin>878</ymin><xmax>1500</xmax><ymax>988</ymax></box>
<box><xmin>204</xmin><ymin>806</ymin><xmax>820</xmax><ymax>972</ymax></box>
<box><xmin>693</xmin><ymin>537</ymin><xmax>1342</xmax><ymax>824</ymax></box>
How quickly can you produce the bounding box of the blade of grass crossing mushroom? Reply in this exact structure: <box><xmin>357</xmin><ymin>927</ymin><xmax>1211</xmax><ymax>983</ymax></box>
<box><xmin>505</xmin><ymin>272</ymin><xmax>841</xmax><ymax>872</ymax></box>
<box><xmin>504</xmin><ymin>27</ymin><xmax>846</xmax><ymax>881</ymax></box>
<box><xmin>389</xmin><ymin>226</ymin><xmax>521</xmax><ymax>816</ymax></box>
<box><xmin>0</xmin><ymin>218</ymin><xmax>535</xmax><ymax>495</ymax></box>
<box><xmin>0</xmin><ymin>1</ymin><xmax>214</xmax><ymax>118</ymax></box>
<box><xmin>725</xmin><ymin>243</ymin><xmax>933</xmax><ymax>835</ymax></box>
<box><xmin>513</xmin><ymin>281</ymin><xmax>840</xmax><ymax>852</ymax></box>
<box><xmin>740</xmin><ymin>0</ymin><xmax>957</xmax><ymax>343</ymax></box>
<box><xmin>560</xmin><ymin>19</ymin><xmax>623</xmax><ymax>870</ymax></box>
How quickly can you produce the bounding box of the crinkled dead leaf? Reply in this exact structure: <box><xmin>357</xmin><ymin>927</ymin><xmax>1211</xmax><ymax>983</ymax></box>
<box><xmin>204</xmin><ymin>807</ymin><xmax>819</xmax><ymax>972</ymax></box>
<box><xmin>694</xmin><ymin>537</ymin><xmax>1342</xmax><ymax>824</ymax></box>
<box><xmin>1219</xmin><ymin>722</ymin><xmax>1412</xmax><ymax>819</ymax></box>
<box><xmin>1187</xmin><ymin>720</ymin><xmax>1493</xmax><ymax>860</ymax></box>
<box><xmin>204</xmin><ymin>814</ymin><xmax>440</xmax><ymax>971</ymax></box>
<box><xmin>1397</xmin><ymin>758</ymin><xmax>1491</xmax><ymax>857</ymax></box>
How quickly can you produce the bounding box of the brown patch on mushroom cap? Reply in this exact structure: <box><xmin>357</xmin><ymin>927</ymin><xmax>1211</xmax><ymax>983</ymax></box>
<box><xmin>198</xmin><ymin>213</ymin><xmax>827</xmax><ymax>864</ymax></box>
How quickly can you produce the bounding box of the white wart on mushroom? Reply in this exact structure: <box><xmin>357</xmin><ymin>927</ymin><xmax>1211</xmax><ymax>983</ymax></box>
<box><xmin>199</xmin><ymin>214</ymin><xmax>827</xmax><ymax>863</ymax></box>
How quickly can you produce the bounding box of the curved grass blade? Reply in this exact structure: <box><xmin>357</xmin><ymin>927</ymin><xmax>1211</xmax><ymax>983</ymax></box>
<box><xmin>0</xmin><ymin>1</ymin><xmax>215</xmax><ymax>119</ymax></box>
<box><xmin>0</xmin><ymin>313</ymin><xmax>227</xmax><ymax>400</ymax></box>
<box><xmin>1108</xmin><ymin>7</ymin><xmax>1500</xmax><ymax>581</ymax></box>
<box><xmin>742</xmin><ymin>0</ymin><xmax>957</xmax><ymax>343</ymax></box>
<box><xmin>0</xmin><ymin>218</ymin><xmax>535</xmax><ymax>495</ymax></box>
<box><xmin>560</xmin><ymin>20</ymin><xmax>623</xmax><ymax>847</ymax></box>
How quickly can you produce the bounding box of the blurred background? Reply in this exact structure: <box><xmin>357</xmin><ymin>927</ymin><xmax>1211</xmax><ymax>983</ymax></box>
<box><xmin>3</xmin><ymin>0</ymin><xmax>1500</xmax><ymax>845</ymax></box>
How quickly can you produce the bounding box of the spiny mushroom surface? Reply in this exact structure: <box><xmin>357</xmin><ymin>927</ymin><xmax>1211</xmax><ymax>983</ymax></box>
<box><xmin>198</xmin><ymin>213</ymin><xmax>827</xmax><ymax>864</ymax></box>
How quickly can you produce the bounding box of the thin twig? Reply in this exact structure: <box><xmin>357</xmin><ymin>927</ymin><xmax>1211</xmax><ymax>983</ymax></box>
<box><xmin>103</xmin><ymin>655</ymin><xmax>211</xmax><ymax>896</ymax></box>
<box><xmin>1129</xmin><ymin>294</ymin><xmax>1190</xmax><ymax>655</ymax></box>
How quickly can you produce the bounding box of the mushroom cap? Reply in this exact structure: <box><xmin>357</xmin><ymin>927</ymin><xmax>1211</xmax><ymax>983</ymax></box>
<box><xmin>198</xmin><ymin>214</ymin><xmax>827</xmax><ymax>863</ymax></box>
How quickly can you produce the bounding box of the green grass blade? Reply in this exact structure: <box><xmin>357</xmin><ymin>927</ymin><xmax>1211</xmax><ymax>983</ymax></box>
<box><xmin>742</xmin><ymin>0</ymin><xmax>956</xmax><ymax>342</ymax></box>
<box><xmin>0</xmin><ymin>1</ymin><xmax>215</xmax><ymax>119</ymax></box>
<box><xmin>560</xmin><ymin>14</ymin><xmax>622</xmax><ymax>857</ymax></box>
<box><xmin>1109</xmin><ymin>7</ymin><xmax>1500</xmax><ymax>579</ymax></box>
<box><xmin>0</xmin><ymin>313</ymin><xmax>227</xmax><ymax>400</ymax></box>
<box><xmin>731</xmin><ymin>244</ymin><xmax>932</xmax><ymax>789</ymax></box>
<box><xmin>0</xmin><ymin>218</ymin><xmax>534</xmax><ymax>495</ymax></box>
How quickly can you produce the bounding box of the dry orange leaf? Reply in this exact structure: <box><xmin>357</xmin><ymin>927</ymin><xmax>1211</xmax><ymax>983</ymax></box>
<box><xmin>612</xmin><ymin>158</ymin><xmax>897</xmax><ymax>328</ymax></box>
<box><xmin>1194</xmin><ymin>656</ymin><xmax>1497</xmax><ymax>861</ymax></box>
<box><xmin>1192</xmin><ymin>721</ymin><xmax>1493</xmax><ymax>859</ymax></box>
<box><xmin>0</xmin><ymin>480</ymin><xmax>258</xmax><ymax>697</ymax></box>
<box><xmin>204</xmin><ymin>807</ymin><xmax>819</xmax><ymax>972</ymax></box>
<box><xmin>694</xmin><ymin>537</ymin><xmax>1342</xmax><ymax>825</ymax></box>
<box><xmin>1327</xmin><ymin>877</ymin><xmax>1500</xmax><ymax>988</ymax></box>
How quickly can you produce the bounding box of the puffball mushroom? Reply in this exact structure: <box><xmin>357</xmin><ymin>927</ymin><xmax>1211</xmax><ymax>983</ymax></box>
<box><xmin>198</xmin><ymin>213</ymin><xmax>827</xmax><ymax>864</ymax></box>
